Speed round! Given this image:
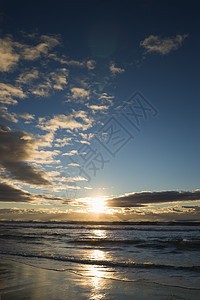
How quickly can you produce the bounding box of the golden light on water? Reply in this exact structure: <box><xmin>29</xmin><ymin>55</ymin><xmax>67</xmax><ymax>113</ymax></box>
<box><xmin>88</xmin><ymin>249</ymin><xmax>107</xmax><ymax>300</ymax></box>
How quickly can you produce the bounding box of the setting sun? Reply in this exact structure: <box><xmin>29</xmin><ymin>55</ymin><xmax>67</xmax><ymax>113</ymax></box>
<box><xmin>91</xmin><ymin>197</ymin><xmax>106</xmax><ymax>213</ymax></box>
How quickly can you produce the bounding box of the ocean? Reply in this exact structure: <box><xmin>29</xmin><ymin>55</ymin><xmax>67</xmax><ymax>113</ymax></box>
<box><xmin>0</xmin><ymin>221</ymin><xmax>200</xmax><ymax>291</ymax></box>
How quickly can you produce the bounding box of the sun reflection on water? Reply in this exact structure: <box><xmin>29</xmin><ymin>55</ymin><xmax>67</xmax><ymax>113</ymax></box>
<box><xmin>93</xmin><ymin>229</ymin><xmax>107</xmax><ymax>239</ymax></box>
<box><xmin>88</xmin><ymin>249</ymin><xmax>107</xmax><ymax>300</ymax></box>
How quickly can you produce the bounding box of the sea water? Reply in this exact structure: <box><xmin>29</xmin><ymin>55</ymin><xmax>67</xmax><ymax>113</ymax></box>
<box><xmin>0</xmin><ymin>221</ymin><xmax>200</xmax><ymax>290</ymax></box>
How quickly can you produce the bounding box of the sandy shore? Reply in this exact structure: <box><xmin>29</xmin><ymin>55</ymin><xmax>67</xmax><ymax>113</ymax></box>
<box><xmin>0</xmin><ymin>259</ymin><xmax>200</xmax><ymax>300</ymax></box>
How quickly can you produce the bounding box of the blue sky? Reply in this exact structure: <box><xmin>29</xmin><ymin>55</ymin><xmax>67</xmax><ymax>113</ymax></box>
<box><xmin>0</xmin><ymin>0</ymin><xmax>200</xmax><ymax>221</ymax></box>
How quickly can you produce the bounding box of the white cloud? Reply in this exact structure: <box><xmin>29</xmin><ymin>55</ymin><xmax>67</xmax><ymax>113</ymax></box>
<box><xmin>79</xmin><ymin>140</ymin><xmax>90</xmax><ymax>145</ymax></box>
<box><xmin>68</xmin><ymin>162</ymin><xmax>80</xmax><ymax>167</ymax></box>
<box><xmin>21</xmin><ymin>35</ymin><xmax>60</xmax><ymax>60</ymax></box>
<box><xmin>50</xmin><ymin>68</ymin><xmax>68</xmax><ymax>90</ymax></box>
<box><xmin>109</xmin><ymin>63</ymin><xmax>125</xmax><ymax>75</ymax></box>
<box><xmin>71</xmin><ymin>87</ymin><xmax>90</xmax><ymax>100</ymax></box>
<box><xmin>79</xmin><ymin>132</ymin><xmax>94</xmax><ymax>140</ymax></box>
<box><xmin>65</xmin><ymin>176</ymin><xmax>87</xmax><ymax>182</ymax></box>
<box><xmin>31</xmin><ymin>149</ymin><xmax>61</xmax><ymax>164</ymax></box>
<box><xmin>87</xmin><ymin>104</ymin><xmax>109</xmax><ymax>112</ymax></box>
<box><xmin>0</xmin><ymin>106</ymin><xmax>18</xmax><ymax>123</ymax></box>
<box><xmin>140</xmin><ymin>34</ymin><xmax>188</xmax><ymax>55</ymax></box>
<box><xmin>30</xmin><ymin>68</ymin><xmax>68</xmax><ymax>97</ymax></box>
<box><xmin>65</xmin><ymin>60</ymin><xmax>85</xmax><ymax>67</ymax></box>
<box><xmin>0</xmin><ymin>83</ymin><xmax>26</xmax><ymax>105</ymax></box>
<box><xmin>19</xmin><ymin>113</ymin><xmax>35</xmax><ymax>121</ymax></box>
<box><xmin>98</xmin><ymin>93</ymin><xmax>114</xmax><ymax>105</ymax></box>
<box><xmin>0</xmin><ymin>34</ymin><xmax>60</xmax><ymax>73</ymax></box>
<box><xmin>17</xmin><ymin>69</ymin><xmax>39</xmax><ymax>84</ymax></box>
<box><xmin>54</xmin><ymin>137</ymin><xmax>72</xmax><ymax>147</ymax></box>
<box><xmin>62</xmin><ymin>150</ymin><xmax>78</xmax><ymax>156</ymax></box>
<box><xmin>0</xmin><ymin>37</ymin><xmax>20</xmax><ymax>72</ymax></box>
<box><xmin>38</xmin><ymin>112</ymin><xmax>92</xmax><ymax>132</ymax></box>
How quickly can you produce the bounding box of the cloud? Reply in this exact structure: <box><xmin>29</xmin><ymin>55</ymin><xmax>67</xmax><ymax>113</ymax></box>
<box><xmin>54</xmin><ymin>137</ymin><xmax>72</xmax><ymax>147</ymax></box>
<box><xmin>0</xmin><ymin>37</ymin><xmax>20</xmax><ymax>72</ymax></box>
<box><xmin>30</xmin><ymin>68</ymin><xmax>68</xmax><ymax>97</ymax></box>
<box><xmin>0</xmin><ymin>83</ymin><xmax>26</xmax><ymax>105</ymax></box>
<box><xmin>107</xmin><ymin>190</ymin><xmax>200</xmax><ymax>207</ymax></box>
<box><xmin>0</xmin><ymin>106</ymin><xmax>18</xmax><ymax>123</ymax></box>
<box><xmin>0</xmin><ymin>125</ymin><xmax>52</xmax><ymax>185</ymax></box>
<box><xmin>98</xmin><ymin>93</ymin><xmax>114</xmax><ymax>105</ymax></box>
<box><xmin>0</xmin><ymin>34</ymin><xmax>60</xmax><ymax>73</ymax></box>
<box><xmin>38</xmin><ymin>111</ymin><xmax>92</xmax><ymax>132</ymax></box>
<box><xmin>70</xmin><ymin>87</ymin><xmax>90</xmax><ymax>100</ymax></box>
<box><xmin>17</xmin><ymin>69</ymin><xmax>39</xmax><ymax>84</ymax></box>
<box><xmin>63</xmin><ymin>150</ymin><xmax>79</xmax><ymax>156</ymax></box>
<box><xmin>65</xmin><ymin>176</ymin><xmax>87</xmax><ymax>182</ymax></box>
<box><xmin>64</xmin><ymin>60</ymin><xmax>85</xmax><ymax>67</ymax></box>
<box><xmin>109</xmin><ymin>63</ymin><xmax>125</xmax><ymax>75</ymax></box>
<box><xmin>0</xmin><ymin>181</ymin><xmax>68</xmax><ymax>203</ymax></box>
<box><xmin>68</xmin><ymin>162</ymin><xmax>80</xmax><ymax>167</ymax></box>
<box><xmin>18</xmin><ymin>113</ymin><xmax>35</xmax><ymax>121</ymax></box>
<box><xmin>21</xmin><ymin>35</ymin><xmax>60</xmax><ymax>60</ymax></box>
<box><xmin>86</xmin><ymin>59</ymin><xmax>96</xmax><ymax>70</ymax></box>
<box><xmin>140</xmin><ymin>34</ymin><xmax>188</xmax><ymax>55</ymax></box>
<box><xmin>86</xmin><ymin>104</ymin><xmax>109</xmax><ymax>113</ymax></box>
<box><xmin>50</xmin><ymin>68</ymin><xmax>68</xmax><ymax>90</ymax></box>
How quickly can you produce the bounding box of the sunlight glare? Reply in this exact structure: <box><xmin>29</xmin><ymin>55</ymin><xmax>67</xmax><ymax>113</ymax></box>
<box><xmin>91</xmin><ymin>197</ymin><xmax>106</xmax><ymax>213</ymax></box>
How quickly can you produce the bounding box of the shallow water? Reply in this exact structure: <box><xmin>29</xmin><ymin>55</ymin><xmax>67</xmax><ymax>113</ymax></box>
<box><xmin>0</xmin><ymin>221</ymin><xmax>200</xmax><ymax>290</ymax></box>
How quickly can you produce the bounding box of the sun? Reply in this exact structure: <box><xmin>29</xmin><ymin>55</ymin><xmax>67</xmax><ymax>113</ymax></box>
<box><xmin>91</xmin><ymin>197</ymin><xmax>106</xmax><ymax>213</ymax></box>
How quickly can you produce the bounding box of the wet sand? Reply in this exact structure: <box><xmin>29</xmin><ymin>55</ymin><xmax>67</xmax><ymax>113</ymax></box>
<box><xmin>0</xmin><ymin>259</ymin><xmax>199</xmax><ymax>300</ymax></box>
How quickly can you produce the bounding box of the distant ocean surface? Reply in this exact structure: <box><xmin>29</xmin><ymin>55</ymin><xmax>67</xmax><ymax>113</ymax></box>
<box><xmin>0</xmin><ymin>221</ymin><xmax>200</xmax><ymax>290</ymax></box>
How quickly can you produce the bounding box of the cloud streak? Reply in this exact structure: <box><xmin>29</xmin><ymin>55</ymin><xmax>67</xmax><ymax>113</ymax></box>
<box><xmin>0</xmin><ymin>181</ymin><xmax>68</xmax><ymax>203</ymax></box>
<box><xmin>107</xmin><ymin>190</ymin><xmax>200</xmax><ymax>207</ymax></box>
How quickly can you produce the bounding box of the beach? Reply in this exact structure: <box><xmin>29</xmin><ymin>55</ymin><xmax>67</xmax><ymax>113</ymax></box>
<box><xmin>1</xmin><ymin>259</ymin><xmax>200</xmax><ymax>300</ymax></box>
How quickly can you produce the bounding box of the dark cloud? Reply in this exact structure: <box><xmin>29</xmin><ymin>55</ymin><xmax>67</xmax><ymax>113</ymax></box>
<box><xmin>0</xmin><ymin>181</ymin><xmax>69</xmax><ymax>203</ymax></box>
<box><xmin>107</xmin><ymin>190</ymin><xmax>200</xmax><ymax>207</ymax></box>
<box><xmin>0</xmin><ymin>125</ymin><xmax>51</xmax><ymax>185</ymax></box>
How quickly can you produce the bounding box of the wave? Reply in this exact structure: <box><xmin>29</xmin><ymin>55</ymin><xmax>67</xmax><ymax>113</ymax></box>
<box><xmin>70</xmin><ymin>238</ymin><xmax>200</xmax><ymax>249</ymax></box>
<box><xmin>0</xmin><ymin>225</ymin><xmax>199</xmax><ymax>232</ymax></box>
<box><xmin>70</xmin><ymin>238</ymin><xmax>145</xmax><ymax>246</ymax></box>
<box><xmin>1</xmin><ymin>233</ymin><xmax>200</xmax><ymax>250</ymax></box>
<box><xmin>1</xmin><ymin>221</ymin><xmax>200</xmax><ymax>231</ymax></box>
<box><xmin>1</xmin><ymin>251</ymin><xmax>200</xmax><ymax>273</ymax></box>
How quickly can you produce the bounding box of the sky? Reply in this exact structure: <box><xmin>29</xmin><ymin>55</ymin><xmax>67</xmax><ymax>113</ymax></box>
<box><xmin>0</xmin><ymin>0</ymin><xmax>200</xmax><ymax>221</ymax></box>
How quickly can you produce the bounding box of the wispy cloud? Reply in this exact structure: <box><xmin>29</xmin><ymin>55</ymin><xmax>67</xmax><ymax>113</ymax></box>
<box><xmin>0</xmin><ymin>37</ymin><xmax>20</xmax><ymax>72</ymax></box>
<box><xmin>0</xmin><ymin>106</ymin><xmax>18</xmax><ymax>123</ymax></box>
<box><xmin>70</xmin><ymin>87</ymin><xmax>90</xmax><ymax>100</ymax></box>
<box><xmin>0</xmin><ymin>83</ymin><xmax>26</xmax><ymax>105</ymax></box>
<box><xmin>30</xmin><ymin>68</ymin><xmax>68</xmax><ymax>97</ymax></box>
<box><xmin>17</xmin><ymin>69</ymin><xmax>39</xmax><ymax>84</ymax></box>
<box><xmin>140</xmin><ymin>34</ymin><xmax>188</xmax><ymax>55</ymax></box>
<box><xmin>86</xmin><ymin>104</ymin><xmax>109</xmax><ymax>113</ymax></box>
<box><xmin>38</xmin><ymin>111</ymin><xmax>92</xmax><ymax>132</ymax></box>
<box><xmin>54</xmin><ymin>137</ymin><xmax>72</xmax><ymax>147</ymax></box>
<box><xmin>62</xmin><ymin>150</ymin><xmax>79</xmax><ymax>156</ymax></box>
<box><xmin>109</xmin><ymin>63</ymin><xmax>125</xmax><ymax>76</ymax></box>
<box><xmin>0</xmin><ymin>34</ymin><xmax>60</xmax><ymax>73</ymax></box>
<box><xmin>18</xmin><ymin>113</ymin><xmax>35</xmax><ymax>121</ymax></box>
<box><xmin>65</xmin><ymin>176</ymin><xmax>87</xmax><ymax>182</ymax></box>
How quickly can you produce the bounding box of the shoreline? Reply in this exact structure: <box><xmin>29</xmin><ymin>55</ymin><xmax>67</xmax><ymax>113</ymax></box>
<box><xmin>1</xmin><ymin>258</ymin><xmax>200</xmax><ymax>300</ymax></box>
